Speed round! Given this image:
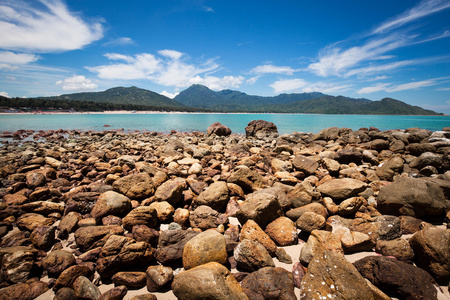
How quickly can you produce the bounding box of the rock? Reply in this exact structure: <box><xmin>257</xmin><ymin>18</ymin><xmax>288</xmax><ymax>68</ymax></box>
<box><xmin>0</xmin><ymin>249</ymin><xmax>35</xmax><ymax>283</ymax></box>
<box><xmin>195</xmin><ymin>181</ymin><xmax>230</xmax><ymax>211</ymax></box>
<box><xmin>338</xmin><ymin>197</ymin><xmax>364</xmax><ymax>217</ymax></box>
<box><xmin>53</xmin><ymin>265</ymin><xmax>92</xmax><ymax>291</ymax></box>
<box><xmin>112</xmin><ymin>173</ymin><xmax>155</xmax><ymax>200</ymax></box>
<box><xmin>43</xmin><ymin>250</ymin><xmax>76</xmax><ymax>276</ymax></box>
<box><xmin>271</xmin><ymin>158</ymin><xmax>293</xmax><ymax>173</ymax></box>
<box><xmin>183</xmin><ymin>230</ymin><xmax>227</xmax><ymax>270</ymax></box>
<box><xmin>153</xmin><ymin>179</ymin><xmax>185</xmax><ymax>206</ymax></box>
<box><xmin>111</xmin><ymin>272</ymin><xmax>147</xmax><ymax>289</ymax></box>
<box><xmin>189</xmin><ymin>205</ymin><xmax>228</xmax><ymax>230</ymax></box>
<box><xmin>73</xmin><ymin>275</ymin><xmax>102</xmax><ymax>300</ymax></box>
<box><xmin>29</xmin><ymin>225</ymin><xmax>56</xmax><ymax>250</ymax></box>
<box><xmin>409</xmin><ymin>226</ymin><xmax>450</xmax><ymax>284</ymax></box>
<box><xmin>292</xmin><ymin>155</ymin><xmax>319</xmax><ymax>175</ymax></box>
<box><xmin>317</xmin><ymin>178</ymin><xmax>368</xmax><ymax>200</ymax></box>
<box><xmin>354</xmin><ymin>256</ymin><xmax>438</xmax><ymax>300</ymax></box>
<box><xmin>21</xmin><ymin>200</ymin><xmax>64</xmax><ymax>215</ymax></box>
<box><xmin>74</xmin><ymin>225</ymin><xmax>124</xmax><ymax>251</ymax></box>
<box><xmin>332</xmin><ymin>226</ymin><xmax>373</xmax><ymax>254</ymax></box>
<box><xmin>16</xmin><ymin>213</ymin><xmax>54</xmax><ymax>231</ymax></box>
<box><xmin>297</xmin><ymin>211</ymin><xmax>326</xmax><ymax>233</ymax></box>
<box><xmin>146</xmin><ymin>265</ymin><xmax>173</xmax><ymax>292</ymax></box>
<box><xmin>300</xmin><ymin>248</ymin><xmax>374</xmax><ymax>300</ymax></box>
<box><xmin>299</xmin><ymin>230</ymin><xmax>343</xmax><ymax>266</ymax></box>
<box><xmin>377</xmin><ymin>177</ymin><xmax>447</xmax><ymax>218</ymax></box>
<box><xmin>102</xmin><ymin>215</ymin><xmax>122</xmax><ymax>226</ymax></box>
<box><xmin>349</xmin><ymin>215</ymin><xmax>401</xmax><ymax>243</ymax></box>
<box><xmin>375</xmin><ymin>156</ymin><xmax>404</xmax><ymax>181</ymax></box>
<box><xmin>172</xmin><ymin>262</ymin><xmax>248</xmax><ymax>300</ymax></box>
<box><xmin>410</xmin><ymin>152</ymin><xmax>442</xmax><ymax>169</ymax></box>
<box><xmin>399</xmin><ymin>215</ymin><xmax>423</xmax><ymax>234</ymax></box>
<box><xmin>26</xmin><ymin>171</ymin><xmax>46</xmax><ymax>188</ymax></box>
<box><xmin>313</xmin><ymin>127</ymin><xmax>340</xmax><ymax>141</ymax></box>
<box><xmin>227</xmin><ymin>166</ymin><xmax>264</xmax><ymax>193</ymax></box>
<box><xmin>98</xmin><ymin>285</ymin><xmax>127</xmax><ymax>300</ymax></box>
<box><xmin>149</xmin><ymin>201</ymin><xmax>174</xmax><ymax>222</ymax></box>
<box><xmin>286</xmin><ymin>181</ymin><xmax>320</xmax><ymax>208</ymax></box>
<box><xmin>375</xmin><ymin>238</ymin><xmax>414</xmax><ymax>262</ymax></box>
<box><xmin>236</xmin><ymin>192</ymin><xmax>282</xmax><ymax>229</ymax></box>
<box><xmin>286</xmin><ymin>202</ymin><xmax>328</xmax><ymax>221</ymax></box>
<box><xmin>90</xmin><ymin>191</ymin><xmax>131</xmax><ymax>221</ymax></box>
<box><xmin>337</xmin><ymin>147</ymin><xmax>363</xmax><ymax>164</ymax></box>
<box><xmin>155</xmin><ymin>230</ymin><xmax>199</xmax><ymax>265</ymax></box>
<box><xmin>173</xmin><ymin>208</ymin><xmax>190</xmax><ymax>228</ymax></box>
<box><xmin>122</xmin><ymin>206</ymin><xmax>158</xmax><ymax>231</ymax></box>
<box><xmin>0</xmin><ymin>281</ymin><xmax>48</xmax><ymax>300</ymax></box>
<box><xmin>241</xmin><ymin>267</ymin><xmax>296</xmax><ymax>300</ymax></box>
<box><xmin>292</xmin><ymin>262</ymin><xmax>306</xmax><ymax>289</ymax></box>
<box><xmin>54</xmin><ymin>287</ymin><xmax>78</xmax><ymax>300</ymax></box>
<box><xmin>265</xmin><ymin>217</ymin><xmax>298</xmax><ymax>246</ymax></box>
<box><xmin>129</xmin><ymin>294</ymin><xmax>157</xmax><ymax>300</ymax></box>
<box><xmin>275</xmin><ymin>248</ymin><xmax>292</xmax><ymax>264</ymax></box>
<box><xmin>245</xmin><ymin>120</ymin><xmax>278</xmax><ymax>139</ymax></box>
<box><xmin>240</xmin><ymin>220</ymin><xmax>277</xmax><ymax>255</ymax></box>
<box><xmin>207</xmin><ymin>122</ymin><xmax>232</xmax><ymax>136</ymax></box>
<box><xmin>234</xmin><ymin>239</ymin><xmax>274</xmax><ymax>272</ymax></box>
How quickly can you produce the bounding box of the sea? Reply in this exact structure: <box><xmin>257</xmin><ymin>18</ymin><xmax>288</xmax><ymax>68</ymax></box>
<box><xmin>1</xmin><ymin>113</ymin><xmax>449</xmax><ymax>135</ymax></box>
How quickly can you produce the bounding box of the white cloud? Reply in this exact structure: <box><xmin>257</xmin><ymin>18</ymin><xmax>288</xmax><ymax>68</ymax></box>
<box><xmin>374</xmin><ymin>0</ymin><xmax>450</xmax><ymax>34</ymax></box>
<box><xmin>0</xmin><ymin>51</ymin><xmax>38</xmax><ymax>64</ymax></box>
<box><xmin>250</xmin><ymin>64</ymin><xmax>297</xmax><ymax>75</ymax></box>
<box><xmin>437</xmin><ymin>87</ymin><xmax>450</xmax><ymax>91</ymax></box>
<box><xmin>386</xmin><ymin>80</ymin><xmax>436</xmax><ymax>92</ymax></box>
<box><xmin>301</xmin><ymin>82</ymin><xmax>352</xmax><ymax>94</ymax></box>
<box><xmin>357</xmin><ymin>83</ymin><xmax>391</xmax><ymax>94</ymax></box>
<box><xmin>160</xmin><ymin>91</ymin><xmax>179</xmax><ymax>99</ymax></box>
<box><xmin>0</xmin><ymin>0</ymin><xmax>103</xmax><ymax>52</ymax></box>
<box><xmin>0</xmin><ymin>91</ymin><xmax>10</xmax><ymax>97</ymax></box>
<box><xmin>103</xmin><ymin>37</ymin><xmax>134</xmax><ymax>47</ymax></box>
<box><xmin>88</xmin><ymin>50</ymin><xmax>244</xmax><ymax>90</ymax></box>
<box><xmin>270</xmin><ymin>79</ymin><xmax>307</xmax><ymax>93</ymax></box>
<box><xmin>246</xmin><ymin>76</ymin><xmax>260</xmax><ymax>85</ymax></box>
<box><xmin>55</xmin><ymin>75</ymin><xmax>98</xmax><ymax>91</ymax></box>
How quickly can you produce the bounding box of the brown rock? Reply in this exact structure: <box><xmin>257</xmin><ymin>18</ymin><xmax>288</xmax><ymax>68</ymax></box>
<box><xmin>236</xmin><ymin>192</ymin><xmax>282</xmax><ymax>229</ymax></box>
<box><xmin>195</xmin><ymin>181</ymin><xmax>230</xmax><ymax>211</ymax></box>
<box><xmin>132</xmin><ymin>225</ymin><xmax>159</xmax><ymax>246</ymax></box>
<box><xmin>240</xmin><ymin>220</ymin><xmax>277</xmax><ymax>255</ymax></box>
<box><xmin>375</xmin><ymin>238</ymin><xmax>414</xmax><ymax>262</ymax></box>
<box><xmin>58</xmin><ymin>212</ymin><xmax>82</xmax><ymax>238</ymax></box>
<box><xmin>73</xmin><ymin>275</ymin><xmax>101</xmax><ymax>300</ymax></box>
<box><xmin>149</xmin><ymin>201</ymin><xmax>174</xmax><ymax>223</ymax></box>
<box><xmin>54</xmin><ymin>287</ymin><xmax>78</xmax><ymax>300</ymax></box>
<box><xmin>74</xmin><ymin>225</ymin><xmax>124</xmax><ymax>251</ymax></box>
<box><xmin>317</xmin><ymin>178</ymin><xmax>368</xmax><ymax>200</ymax></box>
<box><xmin>207</xmin><ymin>122</ymin><xmax>232</xmax><ymax>136</ymax></box>
<box><xmin>0</xmin><ymin>281</ymin><xmax>48</xmax><ymax>300</ymax></box>
<box><xmin>265</xmin><ymin>217</ymin><xmax>298</xmax><ymax>246</ymax></box>
<box><xmin>338</xmin><ymin>197</ymin><xmax>364</xmax><ymax>217</ymax></box>
<box><xmin>43</xmin><ymin>250</ymin><xmax>76</xmax><ymax>277</ymax></box>
<box><xmin>172</xmin><ymin>262</ymin><xmax>248</xmax><ymax>300</ymax></box>
<box><xmin>332</xmin><ymin>225</ymin><xmax>373</xmax><ymax>254</ymax></box>
<box><xmin>292</xmin><ymin>155</ymin><xmax>319</xmax><ymax>175</ymax></box>
<box><xmin>173</xmin><ymin>208</ymin><xmax>190</xmax><ymax>228</ymax></box>
<box><xmin>234</xmin><ymin>239</ymin><xmax>274</xmax><ymax>272</ymax></box>
<box><xmin>98</xmin><ymin>285</ymin><xmax>127</xmax><ymax>300</ymax></box>
<box><xmin>129</xmin><ymin>294</ymin><xmax>157</xmax><ymax>300</ymax></box>
<box><xmin>112</xmin><ymin>173</ymin><xmax>155</xmax><ymax>200</ymax></box>
<box><xmin>29</xmin><ymin>226</ymin><xmax>55</xmax><ymax>250</ymax></box>
<box><xmin>16</xmin><ymin>213</ymin><xmax>54</xmax><ymax>231</ymax></box>
<box><xmin>241</xmin><ymin>267</ymin><xmax>296</xmax><ymax>300</ymax></box>
<box><xmin>53</xmin><ymin>265</ymin><xmax>92</xmax><ymax>291</ymax></box>
<box><xmin>122</xmin><ymin>206</ymin><xmax>158</xmax><ymax>231</ymax></box>
<box><xmin>286</xmin><ymin>181</ymin><xmax>320</xmax><ymax>208</ymax></box>
<box><xmin>296</xmin><ymin>211</ymin><xmax>326</xmax><ymax>233</ymax></box>
<box><xmin>189</xmin><ymin>205</ymin><xmax>228</xmax><ymax>230</ymax></box>
<box><xmin>227</xmin><ymin>166</ymin><xmax>264</xmax><ymax>193</ymax></box>
<box><xmin>146</xmin><ymin>265</ymin><xmax>173</xmax><ymax>292</ymax></box>
<box><xmin>0</xmin><ymin>249</ymin><xmax>35</xmax><ymax>283</ymax></box>
<box><xmin>155</xmin><ymin>230</ymin><xmax>199</xmax><ymax>265</ymax></box>
<box><xmin>299</xmin><ymin>230</ymin><xmax>343</xmax><ymax>266</ymax></box>
<box><xmin>153</xmin><ymin>179</ymin><xmax>185</xmax><ymax>206</ymax></box>
<box><xmin>292</xmin><ymin>262</ymin><xmax>306</xmax><ymax>289</ymax></box>
<box><xmin>286</xmin><ymin>202</ymin><xmax>328</xmax><ymax>221</ymax></box>
<box><xmin>183</xmin><ymin>230</ymin><xmax>227</xmax><ymax>270</ymax></box>
<box><xmin>112</xmin><ymin>272</ymin><xmax>147</xmax><ymax>289</ymax></box>
<box><xmin>399</xmin><ymin>215</ymin><xmax>423</xmax><ymax>234</ymax></box>
<box><xmin>90</xmin><ymin>191</ymin><xmax>131</xmax><ymax>221</ymax></box>
<box><xmin>245</xmin><ymin>119</ymin><xmax>278</xmax><ymax>139</ymax></box>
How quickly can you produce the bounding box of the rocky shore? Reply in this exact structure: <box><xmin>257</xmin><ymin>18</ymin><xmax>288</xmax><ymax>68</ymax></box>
<box><xmin>0</xmin><ymin>120</ymin><xmax>449</xmax><ymax>300</ymax></box>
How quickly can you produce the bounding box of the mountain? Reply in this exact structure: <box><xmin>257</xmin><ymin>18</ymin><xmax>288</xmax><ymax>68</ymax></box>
<box><xmin>174</xmin><ymin>84</ymin><xmax>326</xmax><ymax>110</ymax></box>
<box><xmin>42</xmin><ymin>86</ymin><xmax>183</xmax><ymax>108</ymax></box>
<box><xmin>173</xmin><ymin>84</ymin><xmax>440</xmax><ymax>115</ymax></box>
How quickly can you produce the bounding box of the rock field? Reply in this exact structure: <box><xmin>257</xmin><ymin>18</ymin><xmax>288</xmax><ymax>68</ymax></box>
<box><xmin>0</xmin><ymin>120</ymin><xmax>449</xmax><ymax>300</ymax></box>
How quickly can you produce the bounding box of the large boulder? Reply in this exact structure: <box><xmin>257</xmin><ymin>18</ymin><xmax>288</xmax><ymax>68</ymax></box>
<box><xmin>300</xmin><ymin>248</ymin><xmax>375</xmax><ymax>300</ymax></box>
<box><xmin>172</xmin><ymin>262</ymin><xmax>249</xmax><ymax>300</ymax></box>
<box><xmin>245</xmin><ymin>120</ymin><xmax>278</xmax><ymax>139</ymax></box>
<box><xmin>354</xmin><ymin>256</ymin><xmax>438</xmax><ymax>300</ymax></box>
<box><xmin>182</xmin><ymin>230</ymin><xmax>227</xmax><ymax>270</ymax></box>
<box><xmin>236</xmin><ymin>192</ymin><xmax>283</xmax><ymax>229</ymax></box>
<box><xmin>112</xmin><ymin>173</ymin><xmax>155</xmax><ymax>200</ymax></box>
<box><xmin>241</xmin><ymin>267</ymin><xmax>296</xmax><ymax>300</ymax></box>
<box><xmin>207</xmin><ymin>122</ymin><xmax>232</xmax><ymax>136</ymax></box>
<box><xmin>317</xmin><ymin>178</ymin><xmax>368</xmax><ymax>201</ymax></box>
<box><xmin>409</xmin><ymin>226</ymin><xmax>450</xmax><ymax>284</ymax></box>
<box><xmin>377</xmin><ymin>177</ymin><xmax>447</xmax><ymax>218</ymax></box>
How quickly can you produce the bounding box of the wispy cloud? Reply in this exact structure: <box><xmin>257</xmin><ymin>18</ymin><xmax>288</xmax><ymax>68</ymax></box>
<box><xmin>270</xmin><ymin>78</ymin><xmax>351</xmax><ymax>94</ymax></box>
<box><xmin>0</xmin><ymin>50</ymin><xmax>39</xmax><ymax>70</ymax></box>
<box><xmin>357</xmin><ymin>78</ymin><xmax>444</xmax><ymax>94</ymax></box>
<box><xmin>373</xmin><ymin>0</ymin><xmax>450</xmax><ymax>34</ymax></box>
<box><xmin>0</xmin><ymin>91</ymin><xmax>10</xmax><ymax>97</ymax></box>
<box><xmin>55</xmin><ymin>75</ymin><xmax>98</xmax><ymax>91</ymax></box>
<box><xmin>103</xmin><ymin>37</ymin><xmax>134</xmax><ymax>47</ymax></box>
<box><xmin>88</xmin><ymin>50</ymin><xmax>245</xmax><ymax>90</ymax></box>
<box><xmin>0</xmin><ymin>0</ymin><xmax>103</xmax><ymax>52</ymax></box>
<box><xmin>270</xmin><ymin>79</ymin><xmax>307</xmax><ymax>93</ymax></box>
<box><xmin>160</xmin><ymin>91</ymin><xmax>179</xmax><ymax>99</ymax></box>
<box><xmin>250</xmin><ymin>64</ymin><xmax>298</xmax><ymax>75</ymax></box>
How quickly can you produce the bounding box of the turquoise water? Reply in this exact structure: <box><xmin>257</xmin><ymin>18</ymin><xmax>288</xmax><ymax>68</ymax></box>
<box><xmin>0</xmin><ymin>113</ymin><xmax>449</xmax><ymax>134</ymax></box>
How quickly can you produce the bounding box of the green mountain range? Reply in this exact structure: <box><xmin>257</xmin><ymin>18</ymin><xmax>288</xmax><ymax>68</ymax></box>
<box><xmin>1</xmin><ymin>84</ymin><xmax>442</xmax><ymax>115</ymax></box>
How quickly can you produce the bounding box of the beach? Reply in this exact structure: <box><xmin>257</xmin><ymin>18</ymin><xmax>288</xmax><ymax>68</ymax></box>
<box><xmin>0</xmin><ymin>121</ymin><xmax>449</xmax><ymax>299</ymax></box>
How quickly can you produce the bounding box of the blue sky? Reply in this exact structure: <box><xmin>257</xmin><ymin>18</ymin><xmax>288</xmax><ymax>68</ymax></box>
<box><xmin>1</xmin><ymin>0</ymin><xmax>450</xmax><ymax>113</ymax></box>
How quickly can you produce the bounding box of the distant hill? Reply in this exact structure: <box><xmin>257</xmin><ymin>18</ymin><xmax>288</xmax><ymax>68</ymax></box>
<box><xmin>42</xmin><ymin>86</ymin><xmax>184</xmax><ymax>108</ymax></box>
<box><xmin>174</xmin><ymin>85</ymin><xmax>441</xmax><ymax>115</ymax></box>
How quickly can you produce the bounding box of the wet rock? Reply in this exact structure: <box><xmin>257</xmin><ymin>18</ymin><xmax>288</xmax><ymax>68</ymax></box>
<box><xmin>90</xmin><ymin>191</ymin><xmax>132</xmax><ymax>221</ymax></box>
<box><xmin>409</xmin><ymin>226</ymin><xmax>450</xmax><ymax>284</ymax></box>
<box><xmin>234</xmin><ymin>239</ymin><xmax>274</xmax><ymax>272</ymax></box>
<box><xmin>146</xmin><ymin>265</ymin><xmax>173</xmax><ymax>292</ymax></box>
<box><xmin>172</xmin><ymin>262</ymin><xmax>248</xmax><ymax>300</ymax></box>
<box><xmin>43</xmin><ymin>250</ymin><xmax>76</xmax><ymax>277</ymax></box>
<box><xmin>354</xmin><ymin>255</ymin><xmax>438</xmax><ymax>300</ymax></box>
<box><xmin>189</xmin><ymin>205</ymin><xmax>228</xmax><ymax>230</ymax></box>
<box><xmin>112</xmin><ymin>272</ymin><xmax>147</xmax><ymax>289</ymax></box>
<box><xmin>195</xmin><ymin>181</ymin><xmax>230</xmax><ymax>211</ymax></box>
<box><xmin>155</xmin><ymin>230</ymin><xmax>198</xmax><ymax>265</ymax></box>
<box><xmin>74</xmin><ymin>225</ymin><xmax>124</xmax><ymax>251</ymax></box>
<box><xmin>265</xmin><ymin>217</ymin><xmax>298</xmax><ymax>246</ymax></box>
<box><xmin>112</xmin><ymin>173</ymin><xmax>155</xmax><ymax>200</ymax></box>
<box><xmin>73</xmin><ymin>275</ymin><xmax>102</xmax><ymax>300</ymax></box>
<box><xmin>122</xmin><ymin>206</ymin><xmax>158</xmax><ymax>231</ymax></box>
<box><xmin>183</xmin><ymin>230</ymin><xmax>227</xmax><ymax>270</ymax></box>
<box><xmin>245</xmin><ymin>120</ymin><xmax>278</xmax><ymax>139</ymax></box>
<box><xmin>207</xmin><ymin>122</ymin><xmax>232</xmax><ymax>136</ymax></box>
<box><xmin>236</xmin><ymin>192</ymin><xmax>282</xmax><ymax>229</ymax></box>
<box><xmin>300</xmin><ymin>248</ymin><xmax>374</xmax><ymax>300</ymax></box>
<box><xmin>377</xmin><ymin>177</ymin><xmax>446</xmax><ymax>218</ymax></box>
<box><xmin>317</xmin><ymin>178</ymin><xmax>368</xmax><ymax>200</ymax></box>
<box><xmin>241</xmin><ymin>267</ymin><xmax>296</xmax><ymax>300</ymax></box>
